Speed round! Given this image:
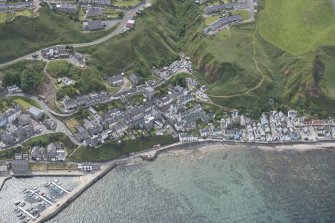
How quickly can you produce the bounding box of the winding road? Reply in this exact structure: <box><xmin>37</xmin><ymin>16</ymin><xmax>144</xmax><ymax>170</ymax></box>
<box><xmin>0</xmin><ymin>0</ymin><xmax>149</xmax><ymax>69</ymax></box>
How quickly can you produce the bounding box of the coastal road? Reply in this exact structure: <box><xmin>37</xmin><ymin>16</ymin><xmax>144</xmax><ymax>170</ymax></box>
<box><xmin>0</xmin><ymin>0</ymin><xmax>149</xmax><ymax>69</ymax></box>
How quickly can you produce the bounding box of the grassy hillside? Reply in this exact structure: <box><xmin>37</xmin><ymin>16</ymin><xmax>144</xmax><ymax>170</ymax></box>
<box><xmin>79</xmin><ymin>0</ymin><xmax>201</xmax><ymax>77</ymax></box>
<box><xmin>258</xmin><ymin>0</ymin><xmax>335</xmax><ymax>54</ymax></box>
<box><xmin>0</xmin><ymin>7</ymin><xmax>111</xmax><ymax>63</ymax></box>
<box><xmin>74</xmin><ymin>0</ymin><xmax>335</xmax><ymax>117</ymax></box>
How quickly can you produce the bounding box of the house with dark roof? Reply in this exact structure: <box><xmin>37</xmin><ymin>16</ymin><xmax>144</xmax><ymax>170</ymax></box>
<box><xmin>129</xmin><ymin>73</ymin><xmax>140</xmax><ymax>85</ymax></box>
<box><xmin>28</xmin><ymin>106</ymin><xmax>44</xmax><ymax>120</ymax></box>
<box><xmin>83</xmin><ymin>20</ymin><xmax>105</xmax><ymax>31</ymax></box>
<box><xmin>11</xmin><ymin>160</ymin><xmax>29</xmax><ymax>173</ymax></box>
<box><xmin>85</xmin><ymin>7</ymin><xmax>103</xmax><ymax>18</ymax></box>
<box><xmin>31</xmin><ymin>146</ymin><xmax>46</xmax><ymax>161</ymax></box>
<box><xmin>1</xmin><ymin>132</ymin><xmax>16</xmax><ymax>145</ymax></box>
<box><xmin>107</xmin><ymin>74</ymin><xmax>124</xmax><ymax>86</ymax></box>
<box><xmin>55</xmin><ymin>3</ymin><xmax>78</xmax><ymax>13</ymax></box>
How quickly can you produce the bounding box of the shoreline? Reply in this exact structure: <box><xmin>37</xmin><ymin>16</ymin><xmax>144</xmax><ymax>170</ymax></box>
<box><xmin>37</xmin><ymin>140</ymin><xmax>335</xmax><ymax>222</ymax></box>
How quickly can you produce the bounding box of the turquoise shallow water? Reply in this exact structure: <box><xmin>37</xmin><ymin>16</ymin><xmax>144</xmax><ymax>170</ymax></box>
<box><xmin>47</xmin><ymin>147</ymin><xmax>335</xmax><ymax>223</ymax></box>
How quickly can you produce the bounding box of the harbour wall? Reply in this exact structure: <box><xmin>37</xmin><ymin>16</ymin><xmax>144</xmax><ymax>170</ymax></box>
<box><xmin>0</xmin><ymin>175</ymin><xmax>12</xmax><ymax>191</ymax></box>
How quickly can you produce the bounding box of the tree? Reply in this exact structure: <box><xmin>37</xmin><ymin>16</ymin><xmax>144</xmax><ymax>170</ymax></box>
<box><xmin>20</xmin><ymin>69</ymin><xmax>42</xmax><ymax>91</ymax></box>
<box><xmin>3</xmin><ymin>71</ymin><xmax>21</xmax><ymax>86</ymax></box>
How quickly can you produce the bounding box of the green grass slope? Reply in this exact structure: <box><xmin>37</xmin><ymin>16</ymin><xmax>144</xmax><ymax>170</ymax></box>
<box><xmin>79</xmin><ymin>0</ymin><xmax>201</xmax><ymax>77</ymax></box>
<box><xmin>258</xmin><ymin>0</ymin><xmax>335</xmax><ymax>54</ymax></box>
<box><xmin>76</xmin><ymin>0</ymin><xmax>335</xmax><ymax>117</ymax></box>
<box><xmin>0</xmin><ymin>8</ymin><xmax>111</xmax><ymax>63</ymax></box>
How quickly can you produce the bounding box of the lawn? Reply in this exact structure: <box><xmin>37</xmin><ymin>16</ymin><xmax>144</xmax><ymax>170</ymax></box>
<box><xmin>9</xmin><ymin>96</ymin><xmax>42</xmax><ymax>110</ymax></box>
<box><xmin>30</xmin><ymin>163</ymin><xmax>47</xmax><ymax>171</ymax></box>
<box><xmin>103</xmin><ymin>9</ymin><xmax>122</xmax><ymax>19</ymax></box>
<box><xmin>65</xmin><ymin>118</ymin><xmax>80</xmax><ymax>132</ymax></box>
<box><xmin>0</xmin><ymin>10</ymin><xmax>33</xmax><ymax>24</ymax></box>
<box><xmin>232</xmin><ymin>10</ymin><xmax>249</xmax><ymax>20</ymax></box>
<box><xmin>112</xmin><ymin>0</ymin><xmax>141</xmax><ymax>7</ymax></box>
<box><xmin>47</xmin><ymin>163</ymin><xmax>78</xmax><ymax>170</ymax></box>
<box><xmin>204</xmin><ymin>15</ymin><xmax>220</xmax><ymax>25</ymax></box>
<box><xmin>216</xmin><ymin>28</ymin><xmax>231</xmax><ymax>41</ymax></box>
<box><xmin>258</xmin><ymin>0</ymin><xmax>335</xmax><ymax>54</ymax></box>
<box><xmin>0</xmin><ymin>12</ymin><xmax>6</xmax><ymax>24</ymax></box>
<box><xmin>69</xmin><ymin>135</ymin><xmax>177</xmax><ymax>162</ymax></box>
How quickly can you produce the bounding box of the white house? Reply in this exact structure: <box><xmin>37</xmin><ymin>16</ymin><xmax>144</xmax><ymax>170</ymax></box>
<box><xmin>179</xmin><ymin>133</ymin><xmax>198</xmax><ymax>142</ymax></box>
<box><xmin>200</xmin><ymin>128</ymin><xmax>210</xmax><ymax>137</ymax></box>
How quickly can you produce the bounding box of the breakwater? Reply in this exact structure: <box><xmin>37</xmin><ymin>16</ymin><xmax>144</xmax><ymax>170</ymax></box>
<box><xmin>0</xmin><ymin>175</ymin><xmax>12</xmax><ymax>191</ymax></box>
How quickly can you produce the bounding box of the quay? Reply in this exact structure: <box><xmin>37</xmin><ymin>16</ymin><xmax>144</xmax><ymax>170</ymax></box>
<box><xmin>29</xmin><ymin>190</ymin><xmax>53</xmax><ymax>205</ymax></box>
<box><xmin>18</xmin><ymin>207</ymin><xmax>37</xmax><ymax>220</ymax></box>
<box><xmin>51</xmin><ymin>182</ymin><xmax>70</xmax><ymax>194</ymax></box>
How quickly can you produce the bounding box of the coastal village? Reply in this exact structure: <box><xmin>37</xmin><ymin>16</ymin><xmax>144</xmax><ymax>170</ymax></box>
<box><xmin>1</xmin><ymin>0</ymin><xmax>335</xmax><ymax>222</ymax></box>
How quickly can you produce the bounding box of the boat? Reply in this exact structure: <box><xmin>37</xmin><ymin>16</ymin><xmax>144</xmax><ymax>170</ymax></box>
<box><xmin>27</xmin><ymin>207</ymin><xmax>33</xmax><ymax>212</ymax></box>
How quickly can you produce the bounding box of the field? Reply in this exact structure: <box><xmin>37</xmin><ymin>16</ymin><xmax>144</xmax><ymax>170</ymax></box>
<box><xmin>258</xmin><ymin>0</ymin><xmax>335</xmax><ymax>54</ymax></box>
<box><xmin>0</xmin><ymin>7</ymin><xmax>112</xmax><ymax>63</ymax></box>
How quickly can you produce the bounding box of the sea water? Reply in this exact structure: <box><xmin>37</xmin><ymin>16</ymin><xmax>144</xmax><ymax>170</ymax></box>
<box><xmin>47</xmin><ymin>147</ymin><xmax>335</xmax><ymax>223</ymax></box>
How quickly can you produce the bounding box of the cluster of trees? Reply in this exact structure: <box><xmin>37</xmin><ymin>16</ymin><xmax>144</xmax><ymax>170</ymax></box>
<box><xmin>3</xmin><ymin>62</ymin><xmax>45</xmax><ymax>92</ymax></box>
<box><xmin>47</xmin><ymin>61</ymin><xmax>106</xmax><ymax>99</ymax></box>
